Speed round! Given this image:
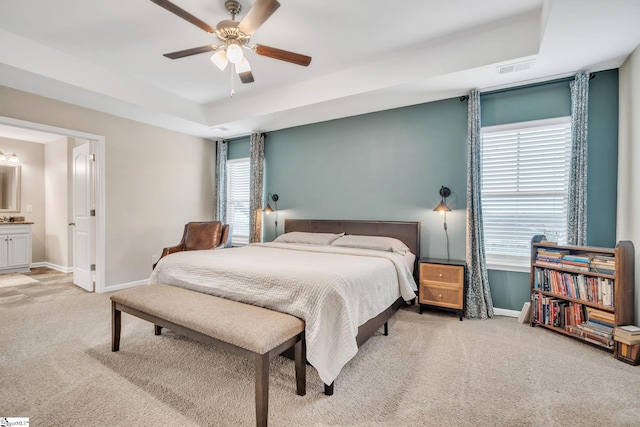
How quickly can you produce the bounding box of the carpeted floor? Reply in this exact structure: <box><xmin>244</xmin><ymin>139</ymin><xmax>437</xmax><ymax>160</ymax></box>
<box><xmin>1</xmin><ymin>287</ymin><xmax>639</xmax><ymax>426</ymax></box>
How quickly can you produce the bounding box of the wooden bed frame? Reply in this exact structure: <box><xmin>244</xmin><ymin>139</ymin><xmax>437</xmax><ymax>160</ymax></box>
<box><xmin>284</xmin><ymin>219</ymin><xmax>421</xmax><ymax>395</ymax></box>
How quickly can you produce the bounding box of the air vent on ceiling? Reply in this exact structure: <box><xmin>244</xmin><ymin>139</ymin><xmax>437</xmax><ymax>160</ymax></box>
<box><xmin>211</xmin><ymin>126</ymin><xmax>230</xmax><ymax>132</ymax></box>
<box><xmin>496</xmin><ymin>59</ymin><xmax>535</xmax><ymax>75</ymax></box>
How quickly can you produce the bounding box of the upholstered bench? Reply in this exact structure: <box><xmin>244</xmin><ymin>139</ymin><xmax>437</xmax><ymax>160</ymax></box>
<box><xmin>110</xmin><ymin>283</ymin><xmax>306</xmax><ymax>427</ymax></box>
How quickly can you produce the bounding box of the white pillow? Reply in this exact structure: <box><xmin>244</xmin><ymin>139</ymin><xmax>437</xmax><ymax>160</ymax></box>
<box><xmin>273</xmin><ymin>231</ymin><xmax>344</xmax><ymax>245</ymax></box>
<box><xmin>331</xmin><ymin>235</ymin><xmax>410</xmax><ymax>254</ymax></box>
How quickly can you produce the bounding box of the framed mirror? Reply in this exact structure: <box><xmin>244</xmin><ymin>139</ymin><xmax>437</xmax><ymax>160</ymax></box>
<box><xmin>0</xmin><ymin>163</ymin><xmax>21</xmax><ymax>212</ymax></box>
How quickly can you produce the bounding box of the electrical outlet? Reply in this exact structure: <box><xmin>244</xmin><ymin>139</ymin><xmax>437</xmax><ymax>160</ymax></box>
<box><xmin>151</xmin><ymin>254</ymin><xmax>159</xmax><ymax>264</ymax></box>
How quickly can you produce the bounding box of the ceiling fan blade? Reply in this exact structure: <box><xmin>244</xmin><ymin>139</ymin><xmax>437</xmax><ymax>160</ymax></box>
<box><xmin>238</xmin><ymin>70</ymin><xmax>255</xmax><ymax>84</ymax></box>
<box><xmin>238</xmin><ymin>0</ymin><xmax>280</xmax><ymax>35</ymax></box>
<box><xmin>150</xmin><ymin>0</ymin><xmax>215</xmax><ymax>34</ymax></box>
<box><xmin>254</xmin><ymin>45</ymin><xmax>312</xmax><ymax>67</ymax></box>
<box><xmin>163</xmin><ymin>45</ymin><xmax>218</xmax><ymax>59</ymax></box>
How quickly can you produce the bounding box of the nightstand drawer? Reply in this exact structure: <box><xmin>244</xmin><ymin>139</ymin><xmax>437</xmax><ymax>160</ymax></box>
<box><xmin>419</xmin><ymin>283</ymin><xmax>463</xmax><ymax>309</ymax></box>
<box><xmin>419</xmin><ymin>263</ymin><xmax>464</xmax><ymax>285</ymax></box>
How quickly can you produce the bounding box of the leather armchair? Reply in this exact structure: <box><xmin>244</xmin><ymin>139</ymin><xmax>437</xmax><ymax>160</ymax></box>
<box><xmin>153</xmin><ymin>221</ymin><xmax>232</xmax><ymax>269</ymax></box>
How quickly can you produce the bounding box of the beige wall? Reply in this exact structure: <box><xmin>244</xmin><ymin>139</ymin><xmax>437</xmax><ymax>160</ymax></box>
<box><xmin>0</xmin><ymin>136</ymin><xmax>46</xmax><ymax>262</ymax></box>
<box><xmin>44</xmin><ymin>137</ymin><xmax>70</xmax><ymax>267</ymax></box>
<box><xmin>0</xmin><ymin>86</ymin><xmax>216</xmax><ymax>289</ymax></box>
<box><xmin>618</xmin><ymin>42</ymin><xmax>640</xmax><ymax>325</ymax></box>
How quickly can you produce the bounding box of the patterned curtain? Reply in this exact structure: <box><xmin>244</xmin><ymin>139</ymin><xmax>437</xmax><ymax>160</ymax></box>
<box><xmin>249</xmin><ymin>133</ymin><xmax>265</xmax><ymax>243</ymax></box>
<box><xmin>567</xmin><ymin>71</ymin><xmax>589</xmax><ymax>246</ymax></box>
<box><xmin>213</xmin><ymin>140</ymin><xmax>227</xmax><ymax>222</ymax></box>
<box><xmin>466</xmin><ymin>89</ymin><xmax>494</xmax><ymax>319</ymax></box>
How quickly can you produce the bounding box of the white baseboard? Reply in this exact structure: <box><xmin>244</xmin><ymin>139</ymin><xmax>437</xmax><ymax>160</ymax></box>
<box><xmin>100</xmin><ymin>279</ymin><xmax>147</xmax><ymax>294</ymax></box>
<box><xmin>31</xmin><ymin>262</ymin><xmax>73</xmax><ymax>274</ymax></box>
<box><xmin>493</xmin><ymin>307</ymin><xmax>521</xmax><ymax>318</ymax></box>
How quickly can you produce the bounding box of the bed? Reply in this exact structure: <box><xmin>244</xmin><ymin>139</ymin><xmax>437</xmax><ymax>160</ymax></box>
<box><xmin>149</xmin><ymin>219</ymin><xmax>420</xmax><ymax>391</ymax></box>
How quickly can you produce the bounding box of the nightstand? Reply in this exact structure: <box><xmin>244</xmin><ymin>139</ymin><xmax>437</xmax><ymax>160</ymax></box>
<box><xmin>418</xmin><ymin>258</ymin><xmax>466</xmax><ymax>320</ymax></box>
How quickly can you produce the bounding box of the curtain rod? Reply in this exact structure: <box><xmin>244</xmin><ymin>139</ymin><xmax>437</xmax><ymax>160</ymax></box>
<box><xmin>459</xmin><ymin>73</ymin><xmax>595</xmax><ymax>101</ymax></box>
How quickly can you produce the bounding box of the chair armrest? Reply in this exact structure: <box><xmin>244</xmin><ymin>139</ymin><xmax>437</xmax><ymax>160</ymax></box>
<box><xmin>152</xmin><ymin>244</ymin><xmax>185</xmax><ymax>270</ymax></box>
<box><xmin>161</xmin><ymin>244</ymin><xmax>185</xmax><ymax>257</ymax></box>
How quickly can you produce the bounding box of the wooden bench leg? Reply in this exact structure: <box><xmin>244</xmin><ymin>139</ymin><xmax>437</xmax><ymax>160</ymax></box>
<box><xmin>383</xmin><ymin>321</ymin><xmax>388</xmax><ymax>336</ymax></box>
<box><xmin>112</xmin><ymin>301</ymin><xmax>121</xmax><ymax>352</ymax></box>
<box><xmin>255</xmin><ymin>353</ymin><xmax>269</xmax><ymax>427</ymax></box>
<box><xmin>154</xmin><ymin>325</ymin><xmax>162</xmax><ymax>335</ymax></box>
<box><xmin>294</xmin><ymin>335</ymin><xmax>306</xmax><ymax>396</ymax></box>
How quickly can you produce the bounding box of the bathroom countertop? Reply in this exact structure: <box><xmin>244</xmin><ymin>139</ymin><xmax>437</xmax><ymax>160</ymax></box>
<box><xmin>0</xmin><ymin>221</ymin><xmax>34</xmax><ymax>225</ymax></box>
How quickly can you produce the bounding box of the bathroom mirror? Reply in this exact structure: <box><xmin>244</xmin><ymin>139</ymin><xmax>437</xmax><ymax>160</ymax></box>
<box><xmin>0</xmin><ymin>163</ymin><xmax>21</xmax><ymax>212</ymax></box>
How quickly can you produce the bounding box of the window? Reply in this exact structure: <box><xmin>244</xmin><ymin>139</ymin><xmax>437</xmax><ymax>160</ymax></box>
<box><xmin>481</xmin><ymin>117</ymin><xmax>572</xmax><ymax>271</ymax></box>
<box><xmin>226</xmin><ymin>158</ymin><xmax>250</xmax><ymax>245</ymax></box>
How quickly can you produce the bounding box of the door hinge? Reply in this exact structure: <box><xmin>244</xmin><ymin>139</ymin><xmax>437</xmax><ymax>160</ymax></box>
<box><xmin>90</xmin><ymin>264</ymin><xmax>96</xmax><ymax>271</ymax></box>
<box><xmin>89</xmin><ymin>154</ymin><xmax>96</xmax><ymax>161</ymax></box>
<box><xmin>90</xmin><ymin>209</ymin><xmax>96</xmax><ymax>216</ymax></box>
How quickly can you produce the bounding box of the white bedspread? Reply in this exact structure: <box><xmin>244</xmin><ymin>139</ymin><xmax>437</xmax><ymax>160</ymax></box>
<box><xmin>148</xmin><ymin>242</ymin><xmax>417</xmax><ymax>384</ymax></box>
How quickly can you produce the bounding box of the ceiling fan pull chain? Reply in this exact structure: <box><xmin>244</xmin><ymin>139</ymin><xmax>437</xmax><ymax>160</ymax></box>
<box><xmin>230</xmin><ymin>65</ymin><xmax>235</xmax><ymax>98</ymax></box>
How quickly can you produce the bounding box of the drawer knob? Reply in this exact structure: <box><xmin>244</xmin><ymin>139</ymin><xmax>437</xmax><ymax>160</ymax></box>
<box><xmin>438</xmin><ymin>294</ymin><xmax>442</xmax><ymax>298</ymax></box>
<box><xmin>439</xmin><ymin>273</ymin><xmax>443</xmax><ymax>277</ymax></box>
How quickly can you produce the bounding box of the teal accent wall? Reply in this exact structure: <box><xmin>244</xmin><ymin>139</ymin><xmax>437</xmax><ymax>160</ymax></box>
<box><xmin>263</xmin><ymin>98</ymin><xmax>468</xmax><ymax>260</ymax></box>
<box><xmin>227</xmin><ymin>136</ymin><xmax>250</xmax><ymax>160</ymax></box>
<box><xmin>255</xmin><ymin>70</ymin><xmax>618</xmax><ymax>312</ymax></box>
<box><xmin>586</xmin><ymin>70</ymin><xmax>618</xmax><ymax>248</ymax></box>
<box><xmin>481</xmin><ymin>80</ymin><xmax>571</xmax><ymax>126</ymax></box>
<box><xmin>481</xmin><ymin>69</ymin><xmax>619</xmax><ymax>311</ymax></box>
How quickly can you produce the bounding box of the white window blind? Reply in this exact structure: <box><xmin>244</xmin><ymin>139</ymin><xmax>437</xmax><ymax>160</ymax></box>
<box><xmin>481</xmin><ymin>117</ymin><xmax>572</xmax><ymax>264</ymax></box>
<box><xmin>226</xmin><ymin>158</ymin><xmax>250</xmax><ymax>246</ymax></box>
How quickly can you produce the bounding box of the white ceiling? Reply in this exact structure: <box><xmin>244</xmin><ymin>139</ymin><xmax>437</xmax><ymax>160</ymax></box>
<box><xmin>1</xmin><ymin>0</ymin><xmax>639</xmax><ymax>140</ymax></box>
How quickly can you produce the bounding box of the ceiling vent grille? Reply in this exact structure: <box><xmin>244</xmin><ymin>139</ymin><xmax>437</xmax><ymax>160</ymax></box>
<box><xmin>496</xmin><ymin>59</ymin><xmax>535</xmax><ymax>75</ymax></box>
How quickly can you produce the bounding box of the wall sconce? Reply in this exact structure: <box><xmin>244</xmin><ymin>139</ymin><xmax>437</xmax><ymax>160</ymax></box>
<box><xmin>433</xmin><ymin>186</ymin><xmax>451</xmax><ymax>227</ymax></box>
<box><xmin>263</xmin><ymin>193</ymin><xmax>279</xmax><ymax>236</ymax></box>
<box><xmin>433</xmin><ymin>186</ymin><xmax>451</xmax><ymax>260</ymax></box>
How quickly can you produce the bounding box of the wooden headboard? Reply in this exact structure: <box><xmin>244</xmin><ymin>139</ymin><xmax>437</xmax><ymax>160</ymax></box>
<box><xmin>284</xmin><ymin>219</ymin><xmax>421</xmax><ymax>267</ymax></box>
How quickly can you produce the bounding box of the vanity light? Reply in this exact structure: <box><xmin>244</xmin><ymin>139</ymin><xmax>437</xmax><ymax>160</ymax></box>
<box><xmin>8</xmin><ymin>153</ymin><xmax>20</xmax><ymax>163</ymax></box>
<box><xmin>0</xmin><ymin>151</ymin><xmax>6</xmax><ymax>161</ymax></box>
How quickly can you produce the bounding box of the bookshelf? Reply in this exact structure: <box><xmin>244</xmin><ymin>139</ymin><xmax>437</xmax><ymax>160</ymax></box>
<box><xmin>530</xmin><ymin>235</ymin><xmax>635</xmax><ymax>351</ymax></box>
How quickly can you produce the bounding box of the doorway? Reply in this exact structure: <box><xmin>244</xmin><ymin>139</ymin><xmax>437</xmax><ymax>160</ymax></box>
<box><xmin>0</xmin><ymin>116</ymin><xmax>105</xmax><ymax>292</ymax></box>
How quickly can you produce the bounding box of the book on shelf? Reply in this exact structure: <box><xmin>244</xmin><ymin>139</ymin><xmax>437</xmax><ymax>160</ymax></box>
<box><xmin>586</xmin><ymin>306</ymin><xmax>615</xmax><ymax>327</ymax></box>
<box><xmin>563</xmin><ymin>254</ymin><xmax>593</xmax><ymax>263</ymax></box>
<box><xmin>531</xmin><ymin>293</ymin><xmax>584</xmax><ymax>328</ymax></box>
<box><xmin>614</xmin><ymin>325</ymin><xmax>640</xmax><ymax>344</ymax></box>
<box><xmin>533</xmin><ymin>268</ymin><xmax>614</xmax><ymax>307</ymax></box>
<box><xmin>590</xmin><ymin>263</ymin><xmax>615</xmax><ymax>275</ymax></box>
<box><xmin>614</xmin><ymin>334</ymin><xmax>640</xmax><ymax>346</ymax></box>
<box><xmin>537</xmin><ymin>248</ymin><xmax>569</xmax><ymax>257</ymax></box>
<box><xmin>579</xmin><ymin>320</ymin><xmax>614</xmax><ymax>338</ymax></box>
<box><xmin>567</xmin><ymin>325</ymin><xmax>615</xmax><ymax>349</ymax></box>
<box><xmin>616</xmin><ymin>325</ymin><xmax>640</xmax><ymax>334</ymax></box>
<box><xmin>592</xmin><ymin>255</ymin><xmax>615</xmax><ymax>264</ymax></box>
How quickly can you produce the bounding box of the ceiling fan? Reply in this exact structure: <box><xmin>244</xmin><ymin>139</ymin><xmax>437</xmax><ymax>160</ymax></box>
<box><xmin>151</xmin><ymin>0</ymin><xmax>312</xmax><ymax>85</ymax></box>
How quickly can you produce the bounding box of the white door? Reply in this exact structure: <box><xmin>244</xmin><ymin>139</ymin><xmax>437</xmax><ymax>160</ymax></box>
<box><xmin>72</xmin><ymin>142</ymin><xmax>94</xmax><ymax>291</ymax></box>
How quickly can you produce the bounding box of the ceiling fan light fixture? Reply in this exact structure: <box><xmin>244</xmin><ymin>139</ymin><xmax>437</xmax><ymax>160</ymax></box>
<box><xmin>210</xmin><ymin>49</ymin><xmax>229</xmax><ymax>70</ymax></box>
<box><xmin>226</xmin><ymin>42</ymin><xmax>244</xmax><ymax>64</ymax></box>
<box><xmin>235</xmin><ymin>57</ymin><xmax>251</xmax><ymax>73</ymax></box>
